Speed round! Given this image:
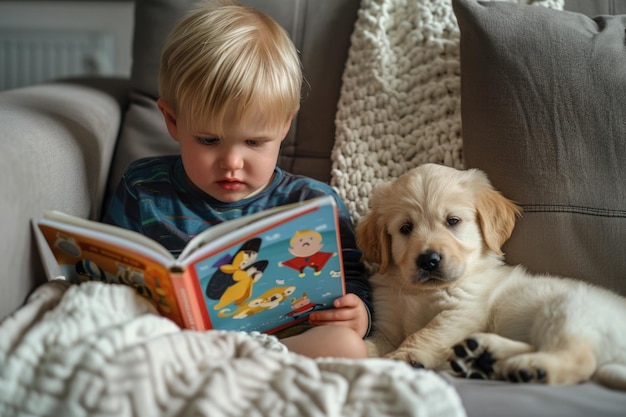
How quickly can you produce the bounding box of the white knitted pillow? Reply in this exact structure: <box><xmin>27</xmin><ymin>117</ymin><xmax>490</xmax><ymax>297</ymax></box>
<box><xmin>330</xmin><ymin>0</ymin><xmax>563</xmax><ymax>223</ymax></box>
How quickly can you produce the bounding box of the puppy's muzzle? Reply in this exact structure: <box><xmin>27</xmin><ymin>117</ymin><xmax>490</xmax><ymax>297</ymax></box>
<box><xmin>418</xmin><ymin>251</ymin><xmax>441</xmax><ymax>273</ymax></box>
<box><xmin>416</xmin><ymin>250</ymin><xmax>454</xmax><ymax>286</ymax></box>
<box><xmin>415</xmin><ymin>250</ymin><xmax>460</xmax><ymax>285</ymax></box>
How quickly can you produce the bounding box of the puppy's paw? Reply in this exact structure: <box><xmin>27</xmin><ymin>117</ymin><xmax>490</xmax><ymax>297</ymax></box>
<box><xmin>502</xmin><ymin>363</ymin><xmax>547</xmax><ymax>383</ymax></box>
<box><xmin>500</xmin><ymin>353</ymin><xmax>554</xmax><ymax>384</ymax></box>
<box><xmin>449</xmin><ymin>337</ymin><xmax>496</xmax><ymax>380</ymax></box>
<box><xmin>385</xmin><ymin>348</ymin><xmax>426</xmax><ymax>369</ymax></box>
<box><xmin>449</xmin><ymin>333</ymin><xmax>539</xmax><ymax>382</ymax></box>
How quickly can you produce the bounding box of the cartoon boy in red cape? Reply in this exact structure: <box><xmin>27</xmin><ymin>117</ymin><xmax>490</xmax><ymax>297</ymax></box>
<box><xmin>278</xmin><ymin>230</ymin><xmax>335</xmax><ymax>277</ymax></box>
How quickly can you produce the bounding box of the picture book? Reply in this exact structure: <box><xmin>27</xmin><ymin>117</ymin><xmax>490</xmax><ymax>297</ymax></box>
<box><xmin>36</xmin><ymin>196</ymin><xmax>346</xmax><ymax>334</ymax></box>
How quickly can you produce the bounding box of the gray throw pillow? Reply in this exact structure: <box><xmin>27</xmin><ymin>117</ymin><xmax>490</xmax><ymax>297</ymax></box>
<box><xmin>453</xmin><ymin>0</ymin><xmax>626</xmax><ymax>294</ymax></box>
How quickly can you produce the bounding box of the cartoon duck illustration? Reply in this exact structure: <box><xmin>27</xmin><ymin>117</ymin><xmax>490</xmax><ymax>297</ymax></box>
<box><xmin>278</xmin><ymin>230</ymin><xmax>335</xmax><ymax>277</ymax></box>
<box><xmin>212</xmin><ymin>259</ymin><xmax>269</xmax><ymax>310</ymax></box>
<box><xmin>218</xmin><ymin>286</ymin><xmax>296</xmax><ymax>319</ymax></box>
<box><xmin>206</xmin><ymin>238</ymin><xmax>269</xmax><ymax>310</ymax></box>
<box><xmin>206</xmin><ymin>238</ymin><xmax>262</xmax><ymax>300</ymax></box>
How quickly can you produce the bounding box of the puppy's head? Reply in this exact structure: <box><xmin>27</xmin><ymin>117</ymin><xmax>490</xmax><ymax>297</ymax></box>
<box><xmin>356</xmin><ymin>164</ymin><xmax>521</xmax><ymax>288</ymax></box>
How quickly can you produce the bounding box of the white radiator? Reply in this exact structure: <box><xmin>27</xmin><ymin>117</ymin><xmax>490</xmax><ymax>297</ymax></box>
<box><xmin>0</xmin><ymin>29</ymin><xmax>116</xmax><ymax>91</ymax></box>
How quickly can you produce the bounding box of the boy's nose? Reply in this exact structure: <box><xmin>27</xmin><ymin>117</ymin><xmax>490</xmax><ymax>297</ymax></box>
<box><xmin>219</xmin><ymin>149</ymin><xmax>244</xmax><ymax>170</ymax></box>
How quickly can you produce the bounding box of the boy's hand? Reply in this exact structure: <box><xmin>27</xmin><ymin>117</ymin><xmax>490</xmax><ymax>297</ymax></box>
<box><xmin>307</xmin><ymin>293</ymin><xmax>369</xmax><ymax>338</ymax></box>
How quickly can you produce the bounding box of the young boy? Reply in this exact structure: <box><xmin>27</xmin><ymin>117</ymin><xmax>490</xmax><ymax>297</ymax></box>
<box><xmin>104</xmin><ymin>0</ymin><xmax>372</xmax><ymax>359</ymax></box>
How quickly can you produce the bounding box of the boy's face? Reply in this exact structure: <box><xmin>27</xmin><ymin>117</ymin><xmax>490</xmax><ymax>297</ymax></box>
<box><xmin>158</xmin><ymin>99</ymin><xmax>290</xmax><ymax>203</ymax></box>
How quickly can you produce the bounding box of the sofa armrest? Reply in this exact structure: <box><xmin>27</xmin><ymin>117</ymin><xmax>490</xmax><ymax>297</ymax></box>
<box><xmin>0</xmin><ymin>79</ymin><xmax>129</xmax><ymax>320</ymax></box>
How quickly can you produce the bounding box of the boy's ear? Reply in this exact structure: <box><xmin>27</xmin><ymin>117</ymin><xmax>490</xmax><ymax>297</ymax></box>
<box><xmin>157</xmin><ymin>98</ymin><xmax>179</xmax><ymax>142</ymax></box>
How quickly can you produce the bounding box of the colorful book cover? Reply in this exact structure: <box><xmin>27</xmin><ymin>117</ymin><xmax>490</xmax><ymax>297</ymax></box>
<box><xmin>190</xmin><ymin>198</ymin><xmax>345</xmax><ymax>333</ymax></box>
<box><xmin>36</xmin><ymin>196</ymin><xmax>345</xmax><ymax>334</ymax></box>
<box><xmin>37</xmin><ymin>220</ymin><xmax>188</xmax><ymax>326</ymax></box>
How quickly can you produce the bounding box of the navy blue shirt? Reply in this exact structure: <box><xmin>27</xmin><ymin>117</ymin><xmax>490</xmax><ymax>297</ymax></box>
<box><xmin>103</xmin><ymin>156</ymin><xmax>373</xmax><ymax>334</ymax></box>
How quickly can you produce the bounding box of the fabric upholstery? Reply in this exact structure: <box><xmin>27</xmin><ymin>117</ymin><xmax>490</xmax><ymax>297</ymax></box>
<box><xmin>454</xmin><ymin>0</ymin><xmax>626</xmax><ymax>294</ymax></box>
<box><xmin>0</xmin><ymin>82</ymin><xmax>123</xmax><ymax>318</ymax></box>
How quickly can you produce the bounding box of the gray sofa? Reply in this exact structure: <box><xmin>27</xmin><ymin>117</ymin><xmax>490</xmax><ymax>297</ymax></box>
<box><xmin>1</xmin><ymin>0</ymin><xmax>626</xmax><ymax>415</ymax></box>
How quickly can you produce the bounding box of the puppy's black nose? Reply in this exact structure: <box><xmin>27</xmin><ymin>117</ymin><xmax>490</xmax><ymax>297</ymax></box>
<box><xmin>418</xmin><ymin>251</ymin><xmax>441</xmax><ymax>272</ymax></box>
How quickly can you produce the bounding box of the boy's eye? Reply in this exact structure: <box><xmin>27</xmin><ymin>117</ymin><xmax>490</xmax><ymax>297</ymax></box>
<box><xmin>196</xmin><ymin>136</ymin><xmax>219</xmax><ymax>145</ymax></box>
<box><xmin>246</xmin><ymin>139</ymin><xmax>263</xmax><ymax>147</ymax></box>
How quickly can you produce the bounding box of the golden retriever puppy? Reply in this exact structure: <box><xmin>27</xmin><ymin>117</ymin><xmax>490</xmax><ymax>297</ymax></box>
<box><xmin>357</xmin><ymin>163</ymin><xmax>626</xmax><ymax>390</ymax></box>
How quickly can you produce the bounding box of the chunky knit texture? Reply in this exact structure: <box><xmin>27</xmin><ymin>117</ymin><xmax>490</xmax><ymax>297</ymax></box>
<box><xmin>0</xmin><ymin>281</ymin><xmax>467</xmax><ymax>417</ymax></box>
<box><xmin>331</xmin><ymin>0</ymin><xmax>563</xmax><ymax>223</ymax></box>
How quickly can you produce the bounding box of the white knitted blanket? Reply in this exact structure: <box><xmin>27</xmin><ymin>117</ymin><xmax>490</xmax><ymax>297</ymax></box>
<box><xmin>0</xmin><ymin>281</ymin><xmax>467</xmax><ymax>417</ymax></box>
<box><xmin>331</xmin><ymin>0</ymin><xmax>563</xmax><ymax>222</ymax></box>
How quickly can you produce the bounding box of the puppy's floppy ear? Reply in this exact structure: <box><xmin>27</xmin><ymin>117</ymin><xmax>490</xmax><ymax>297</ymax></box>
<box><xmin>473</xmin><ymin>172</ymin><xmax>522</xmax><ymax>256</ymax></box>
<box><xmin>356</xmin><ymin>187</ymin><xmax>393</xmax><ymax>274</ymax></box>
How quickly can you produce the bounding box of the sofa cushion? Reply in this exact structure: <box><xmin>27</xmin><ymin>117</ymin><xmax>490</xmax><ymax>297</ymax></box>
<box><xmin>453</xmin><ymin>0</ymin><xmax>626</xmax><ymax>294</ymax></box>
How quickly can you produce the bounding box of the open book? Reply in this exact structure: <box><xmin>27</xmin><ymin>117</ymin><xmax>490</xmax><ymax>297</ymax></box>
<box><xmin>36</xmin><ymin>196</ymin><xmax>346</xmax><ymax>334</ymax></box>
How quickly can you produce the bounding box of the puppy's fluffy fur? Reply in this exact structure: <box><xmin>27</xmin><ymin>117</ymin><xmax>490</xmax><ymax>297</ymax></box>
<box><xmin>357</xmin><ymin>163</ymin><xmax>626</xmax><ymax>389</ymax></box>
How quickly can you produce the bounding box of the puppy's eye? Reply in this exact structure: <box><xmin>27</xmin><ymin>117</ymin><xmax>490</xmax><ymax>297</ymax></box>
<box><xmin>399</xmin><ymin>222</ymin><xmax>413</xmax><ymax>235</ymax></box>
<box><xmin>446</xmin><ymin>217</ymin><xmax>460</xmax><ymax>227</ymax></box>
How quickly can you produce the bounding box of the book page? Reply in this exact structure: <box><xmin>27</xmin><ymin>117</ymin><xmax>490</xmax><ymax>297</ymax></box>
<box><xmin>179</xmin><ymin>198</ymin><xmax>329</xmax><ymax>261</ymax></box>
<box><xmin>180</xmin><ymin>196</ymin><xmax>347</xmax><ymax>334</ymax></box>
<box><xmin>38</xmin><ymin>217</ymin><xmax>187</xmax><ymax>326</ymax></box>
<box><xmin>42</xmin><ymin>211</ymin><xmax>173</xmax><ymax>260</ymax></box>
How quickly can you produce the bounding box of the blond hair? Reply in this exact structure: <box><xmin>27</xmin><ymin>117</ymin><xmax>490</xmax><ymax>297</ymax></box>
<box><xmin>158</xmin><ymin>0</ymin><xmax>302</xmax><ymax>133</ymax></box>
<box><xmin>289</xmin><ymin>230</ymin><xmax>321</xmax><ymax>246</ymax></box>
